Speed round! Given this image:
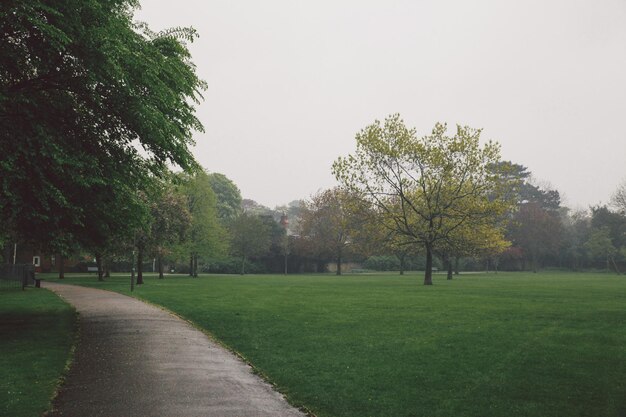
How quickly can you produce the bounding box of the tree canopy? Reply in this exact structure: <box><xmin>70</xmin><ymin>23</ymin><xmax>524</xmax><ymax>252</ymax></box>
<box><xmin>208</xmin><ymin>173</ymin><xmax>242</xmax><ymax>224</ymax></box>
<box><xmin>333</xmin><ymin>114</ymin><xmax>514</xmax><ymax>284</ymax></box>
<box><xmin>1</xmin><ymin>0</ymin><xmax>204</xmax><ymax>251</ymax></box>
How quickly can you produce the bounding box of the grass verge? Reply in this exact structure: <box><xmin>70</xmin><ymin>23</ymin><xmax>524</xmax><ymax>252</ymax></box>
<box><xmin>0</xmin><ymin>287</ymin><xmax>76</xmax><ymax>417</ymax></box>
<box><xmin>44</xmin><ymin>271</ymin><xmax>626</xmax><ymax>417</ymax></box>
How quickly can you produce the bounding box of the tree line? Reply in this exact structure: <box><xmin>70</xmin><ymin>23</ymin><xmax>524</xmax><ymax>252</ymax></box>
<box><xmin>2</xmin><ymin>2</ymin><xmax>624</xmax><ymax>285</ymax></box>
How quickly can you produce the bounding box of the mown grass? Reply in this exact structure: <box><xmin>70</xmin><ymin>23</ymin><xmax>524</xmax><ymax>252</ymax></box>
<box><xmin>45</xmin><ymin>271</ymin><xmax>626</xmax><ymax>417</ymax></box>
<box><xmin>0</xmin><ymin>287</ymin><xmax>76</xmax><ymax>417</ymax></box>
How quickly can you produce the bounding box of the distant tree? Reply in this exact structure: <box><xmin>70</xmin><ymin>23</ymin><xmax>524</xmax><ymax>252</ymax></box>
<box><xmin>560</xmin><ymin>210</ymin><xmax>591</xmax><ymax>271</ymax></box>
<box><xmin>229</xmin><ymin>212</ymin><xmax>271</xmax><ymax>274</ymax></box>
<box><xmin>493</xmin><ymin>162</ymin><xmax>566</xmax><ymax>271</ymax></box>
<box><xmin>492</xmin><ymin>162</ymin><xmax>561</xmax><ymax>210</ymax></box>
<box><xmin>81</xmin><ymin>182</ymin><xmax>150</xmax><ymax>281</ymax></box>
<box><xmin>208</xmin><ymin>173</ymin><xmax>242</xmax><ymax>224</ymax></box>
<box><xmin>610</xmin><ymin>179</ymin><xmax>626</xmax><ymax>214</ymax></box>
<box><xmin>148</xmin><ymin>184</ymin><xmax>191</xmax><ymax>279</ymax></box>
<box><xmin>241</xmin><ymin>199</ymin><xmax>273</xmax><ymax>216</ymax></box>
<box><xmin>299</xmin><ymin>188</ymin><xmax>364</xmax><ymax>275</ymax></box>
<box><xmin>438</xmin><ymin>221</ymin><xmax>510</xmax><ymax>278</ymax></box>
<box><xmin>0</xmin><ymin>0</ymin><xmax>205</xmax><ymax>253</ymax></box>
<box><xmin>585</xmin><ymin>227</ymin><xmax>619</xmax><ymax>273</ymax></box>
<box><xmin>509</xmin><ymin>202</ymin><xmax>562</xmax><ymax>272</ymax></box>
<box><xmin>274</xmin><ymin>200</ymin><xmax>305</xmax><ymax>236</ymax></box>
<box><xmin>177</xmin><ymin>171</ymin><xmax>227</xmax><ymax>277</ymax></box>
<box><xmin>590</xmin><ymin>206</ymin><xmax>626</xmax><ymax>250</ymax></box>
<box><xmin>333</xmin><ymin>114</ymin><xmax>514</xmax><ymax>284</ymax></box>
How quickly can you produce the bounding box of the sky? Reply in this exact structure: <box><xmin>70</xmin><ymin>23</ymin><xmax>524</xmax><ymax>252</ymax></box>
<box><xmin>134</xmin><ymin>0</ymin><xmax>626</xmax><ymax>210</ymax></box>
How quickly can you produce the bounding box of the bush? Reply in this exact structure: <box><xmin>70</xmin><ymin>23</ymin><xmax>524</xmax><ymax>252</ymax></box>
<box><xmin>364</xmin><ymin>255</ymin><xmax>400</xmax><ymax>271</ymax></box>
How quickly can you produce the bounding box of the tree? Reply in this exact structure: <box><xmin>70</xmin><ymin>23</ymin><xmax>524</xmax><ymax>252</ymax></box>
<box><xmin>147</xmin><ymin>183</ymin><xmax>191</xmax><ymax>279</ymax></box>
<box><xmin>333</xmin><ymin>114</ymin><xmax>513</xmax><ymax>285</ymax></box>
<box><xmin>229</xmin><ymin>212</ymin><xmax>271</xmax><ymax>274</ymax></box>
<box><xmin>299</xmin><ymin>188</ymin><xmax>365</xmax><ymax>275</ymax></box>
<box><xmin>585</xmin><ymin>227</ymin><xmax>619</xmax><ymax>273</ymax></box>
<box><xmin>492</xmin><ymin>162</ymin><xmax>561</xmax><ymax>210</ymax></box>
<box><xmin>208</xmin><ymin>173</ymin><xmax>242</xmax><ymax>224</ymax></box>
<box><xmin>560</xmin><ymin>210</ymin><xmax>591</xmax><ymax>271</ymax></box>
<box><xmin>438</xmin><ymin>220</ymin><xmax>510</xmax><ymax>278</ymax></box>
<box><xmin>590</xmin><ymin>206</ymin><xmax>626</xmax><ymax>250</ymax></box>
<box><xmin>1</xmin><ymin>0</ymin><xmax>204</xmax><ymax>254</ymax></box>
<box><xmin>508</xmin><ymin>202</ymin><xmax>562</xmax><ymax>272</ymax></box>
<box><xmin>177</xmin><ymin>171</ymin><xmax>227</xmax><ymax>277</ymax></box>
<box><xmin>493</xmin><ymin>161</ymin><xmax>564</xmax><ymax>272</ymax></box>
<box><xmin>610</xmin><ymin>179</ymin><xmax>626</xmax><ymax>214</ymax></box>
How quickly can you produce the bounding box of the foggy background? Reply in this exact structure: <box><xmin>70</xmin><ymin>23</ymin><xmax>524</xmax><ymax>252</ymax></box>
<box><xmin>135</xmin><ymin>0</ymin><xmax>626</xmax><ymax>209</ymax></box>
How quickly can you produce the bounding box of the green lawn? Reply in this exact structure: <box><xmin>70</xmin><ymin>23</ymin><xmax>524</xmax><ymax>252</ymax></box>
<box><xmin>0</xmin><ymin>287</ymin><xmax>76</xmax><ymax>417</ymax></box>
<box><xmin>44</xmin><ymin>271</ymin><xmax>626</xmax><ymax>417</ymax></box>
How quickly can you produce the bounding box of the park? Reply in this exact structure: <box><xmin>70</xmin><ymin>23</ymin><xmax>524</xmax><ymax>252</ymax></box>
<box><xmin>2</xmin><ymin>0</ymin><xmax>626</xmax><ymax>416</ymax></box>
<box><xmin>2</xmin><ymin>271</ymin><xmax>626</xmax><ymax>416</ymax></box>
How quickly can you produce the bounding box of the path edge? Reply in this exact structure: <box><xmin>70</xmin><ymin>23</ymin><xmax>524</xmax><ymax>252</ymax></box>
<box><xmin>40</xmin><ymin>286</ymin><xmax>80</xmax><ymax>417</ymax></box>
<box><xmin>45</xmin><ymin>282</ymin><xmax>317</xmax><ymax>417</ymax></box>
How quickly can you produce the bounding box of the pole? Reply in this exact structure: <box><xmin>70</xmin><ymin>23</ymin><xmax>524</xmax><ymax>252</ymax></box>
<box><xmin>131</xmin><ymin>238</ymin><xmax>135</xmax><ymax>292</ymax></box>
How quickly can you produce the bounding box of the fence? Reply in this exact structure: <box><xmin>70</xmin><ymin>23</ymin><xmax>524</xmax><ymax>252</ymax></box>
<box><xmin>0</xmin><ymin>264</ymin><xmax>35</xmax><ymax>290</ymax></box>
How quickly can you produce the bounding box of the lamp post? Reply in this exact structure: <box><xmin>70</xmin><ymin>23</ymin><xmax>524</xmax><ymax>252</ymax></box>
<box><xmin>130</xmin><ymin>235</ymin><xmax>135</xmax><ymax>292</ymax></box>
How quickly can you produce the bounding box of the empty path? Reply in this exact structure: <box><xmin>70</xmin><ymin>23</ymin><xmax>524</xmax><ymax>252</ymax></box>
<box><xmin>44</xmin><ymin>282</ymin><xmax>306</xmax><ymax>417</ymax></box>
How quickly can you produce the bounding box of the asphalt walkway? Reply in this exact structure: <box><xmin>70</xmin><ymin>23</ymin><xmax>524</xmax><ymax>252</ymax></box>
<box><xmin>44</xmin><ymin>282</ymin><xmax>306</xmax><ymax>417</ymax></box>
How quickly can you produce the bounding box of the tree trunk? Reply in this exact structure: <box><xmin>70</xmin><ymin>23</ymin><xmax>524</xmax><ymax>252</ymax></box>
<box><xmin>59</xmin><ymin>255</ymin><xmax>65</xmax><ymax>279</ymax></box>
<box><xmin>399</xmin><ymin>253</ymin><xmax>405</xmax><ymax>275</ymax></box>
<box><xmin>336</xmin><ymin>250</ymin><xmax>342</xmax><ymax>276</ymax></box>
<box><xmin>454</xmin><ymin>257</ymin><xmax>460</xmax><ymax>275</ymax></box>
<box><xmin>137</xmin><ymin>246</ymin><xmax>144</xmax><ymax>285</ymax></box>
<box><xmin>158</xmin><ymin>254</ymin><xmax>164</xmax><ymax>279</ymax></box>
<box><xmin>611</xmin><ymin>257</ymin><xmax>620</xmax><ymax>275</ymax></box>
<box><xmin>424</xmin><ymin>245</ymin><xmax>433</xmax><ymax>285</ymax></box>
<box><xmin>189</xmin><ymin>254</ymin><xmax>193</xmax><ymax>276</ymax></box>
<box><xmin>95</xmin><ymin>252</ymin><xmax>104</xmax><ymax>281</ymax></box>
<box><xmin>241</xmin><ymin>255</ymin><xmax>246</xmax><ymax>275</ymax></box>
<box><xmin>446</xmin><ymin>254</ymin><xmax>453</xmax><ymax>280</ymax></box>
<box><xmin>193</xmin><ymin>254</ymin><xmax>198</xmax><ymax>277</ymax></box>
<box><xmin>284</xmin><ymin>253</ymin><xmax>288</xmax><ymax>275</ymax></box>
<box><xmin>104</xmin><ymin>256</ymin><xmax>111</xmax><ymax>278</ymax></box>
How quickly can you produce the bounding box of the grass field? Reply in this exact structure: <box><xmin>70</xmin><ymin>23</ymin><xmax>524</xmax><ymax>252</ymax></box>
<box><xmin>43</xmin><ymin>271</ymin><xmax>626</xmax><ymax>417</ymax></box>
<box><xmin>0</xmin><ymin>287</ymin><xmax>76</xmax><ymax>417</ymax></box>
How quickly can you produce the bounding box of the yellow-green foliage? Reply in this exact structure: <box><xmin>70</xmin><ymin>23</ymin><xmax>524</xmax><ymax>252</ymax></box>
<box><xmin>333</xmin><ymin>114</ymin><xmax>516</xmax><ymax>281</ymax></box>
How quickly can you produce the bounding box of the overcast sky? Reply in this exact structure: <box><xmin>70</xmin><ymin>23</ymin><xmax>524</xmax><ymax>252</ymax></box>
<box><xmin>135</xmin><ymin>0</ymin><xmax>626</xmax><ymax>210</ymax></box>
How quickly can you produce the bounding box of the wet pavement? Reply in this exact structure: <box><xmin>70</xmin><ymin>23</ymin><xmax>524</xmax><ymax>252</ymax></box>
<box><xmin>44</xmin><ymin>282</ymin><xmax>306</xmax><ymax>417</ymax></box>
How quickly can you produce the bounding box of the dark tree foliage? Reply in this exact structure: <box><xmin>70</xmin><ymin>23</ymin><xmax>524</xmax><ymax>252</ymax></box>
<box><xmin>590</xmin><ymin>206</ymin><xmax>626</xmax><ymax>250</ymax></box>
<box><xmin>0</xmin><ymin>0</ymin><xmax>204</xmax><ymax>252</ymax></box>
<box><xmin>207</xmin><ymin>173</ymin><xmax>242</xmax><ymax>224</ymax></box>
<box><xmin>493</xmin><ymin>162</ymin><xmax>561</xmax><ymax>211</ymax></box>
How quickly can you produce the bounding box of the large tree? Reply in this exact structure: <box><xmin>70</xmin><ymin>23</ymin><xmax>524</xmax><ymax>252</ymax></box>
<box><xmin>1</xmin><ymin>0</ymin><xmax>204</xmax><ymax>252</ymax></box>
<box><xmin>333</xmin><ymin>114</ymin><xmax>513</xmax><ymax>285</ymax></box>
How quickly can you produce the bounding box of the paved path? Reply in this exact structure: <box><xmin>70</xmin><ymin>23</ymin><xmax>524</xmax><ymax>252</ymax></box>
<box><xmin>44</xmin><ymin>282</ymin><xmax>306</xmax><ymax>417</ymax></box>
